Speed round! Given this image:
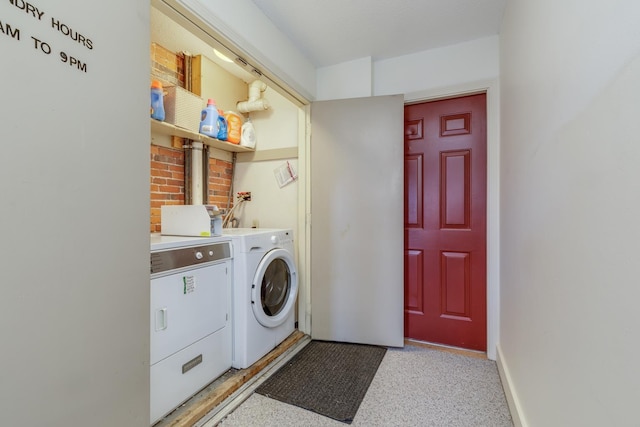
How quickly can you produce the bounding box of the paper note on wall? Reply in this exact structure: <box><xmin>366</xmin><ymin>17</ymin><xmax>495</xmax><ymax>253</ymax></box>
<box><xmin>274</xmin><ymin>161</ymin><xmax>297</xmax><ymax>188</ymax></box>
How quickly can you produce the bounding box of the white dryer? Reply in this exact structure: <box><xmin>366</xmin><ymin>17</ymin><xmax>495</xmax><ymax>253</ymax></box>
<box><xmin>223</xmin><ymin>228</ymin><xmax>298</xmax><ymax>369</ymax></box>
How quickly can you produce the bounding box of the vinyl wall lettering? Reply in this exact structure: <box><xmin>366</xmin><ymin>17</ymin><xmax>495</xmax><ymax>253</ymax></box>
<box><xmin>3</xmin><ymin>0</ymin><xmax>93</xmax><ymax>73</ymax></box>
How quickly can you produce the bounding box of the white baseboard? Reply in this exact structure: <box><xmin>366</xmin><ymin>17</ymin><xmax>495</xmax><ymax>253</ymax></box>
<box><xmin>496</xmin><ymin>344</ymin><xmax>527</xmax><ymax>427</ymax></box>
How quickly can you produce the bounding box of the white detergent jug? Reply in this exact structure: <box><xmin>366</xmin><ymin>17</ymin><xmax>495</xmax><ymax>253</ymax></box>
<box><xmin>240</xmin><ymin>118</ymin><xmax>256</xmax><ymax>149</ymax></box>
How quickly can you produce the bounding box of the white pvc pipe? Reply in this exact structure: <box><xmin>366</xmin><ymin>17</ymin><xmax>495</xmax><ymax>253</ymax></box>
<box><xmin>237</xmin><ymin>98</ymin><xmax>269</xmax><ymax>113</ymax></box>
<box><xmin>237</xmin><ymin>80</ymin><xmax>270</xmax><ymax>113</ymax></box>
<box><xmin>248</xmin><ymin>80</ymin><xmax>266</xmax><ymax>99</ymax></box>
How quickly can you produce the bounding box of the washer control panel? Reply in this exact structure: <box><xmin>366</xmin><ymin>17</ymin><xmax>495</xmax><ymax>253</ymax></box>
<box><xmin>271</xmin><ymin>230</ymin><xmax>292</xmax><ymax>245</ymax></box>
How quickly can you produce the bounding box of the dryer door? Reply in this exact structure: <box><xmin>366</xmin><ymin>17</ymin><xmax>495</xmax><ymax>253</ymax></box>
<box><xmin>251</xmin><ymin>248</ymin><xmax>298</xmax><ymax>328</ymax></box>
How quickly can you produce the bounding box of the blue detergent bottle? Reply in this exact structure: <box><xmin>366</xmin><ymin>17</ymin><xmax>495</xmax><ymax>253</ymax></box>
<box><xmin>199</xmin><ymin>99</ymin><xmax>220</xmax><ymax>138</ymax></box>
<box><xmin>150</xmin><ymin>80</ymin><xmax>165</xmax><ymax>121</ymax></box>
<box><xmin>217</xmin><ymin>110</ymin><xmax>228</xmax><ymax>141</ymax></box>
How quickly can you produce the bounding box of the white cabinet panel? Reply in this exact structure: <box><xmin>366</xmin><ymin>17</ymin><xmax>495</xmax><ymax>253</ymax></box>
<box><xmin>150</xmin><ymin>262</ymin><xmax>229</xmax><ymax>365</ymax></box>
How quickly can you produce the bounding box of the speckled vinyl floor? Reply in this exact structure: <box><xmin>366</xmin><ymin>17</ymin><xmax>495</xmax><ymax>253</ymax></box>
<box><xmin>218</xmin><ymin>344</ymin><xmax>513</xmax><ymax>426</ymax></box>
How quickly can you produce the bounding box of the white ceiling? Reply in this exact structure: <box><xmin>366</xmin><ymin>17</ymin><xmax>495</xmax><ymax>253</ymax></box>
<box><xmin>251</xmin><ymin>0</ymin><xmax>507</xmax><ymax>68</ymax></box>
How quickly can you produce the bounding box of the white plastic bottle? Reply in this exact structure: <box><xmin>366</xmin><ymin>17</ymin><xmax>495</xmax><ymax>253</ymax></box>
<box><xmin>240</xmin><ymin>117</ymin><xmax>256</xmax><ymax>149</ymax></box>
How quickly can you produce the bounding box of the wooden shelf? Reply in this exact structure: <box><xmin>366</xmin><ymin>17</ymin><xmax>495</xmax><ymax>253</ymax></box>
<box><xmin>151</xmin><ymin>119</ymin><xmax>254</xmax><ymax>153</ymax></box>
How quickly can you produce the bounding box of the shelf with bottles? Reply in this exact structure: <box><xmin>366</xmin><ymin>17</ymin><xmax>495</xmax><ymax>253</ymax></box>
<box><xmin>150</xmin><ymin>119</ymin><xmax>254</xmax><ymax>153</ymax></box>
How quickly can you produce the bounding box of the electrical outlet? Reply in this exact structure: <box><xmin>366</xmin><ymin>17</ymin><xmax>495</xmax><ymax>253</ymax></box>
<box><xmin>238</xmin><ymin>191</ymin><xmax>251</xmax><ymax>201</ymax></box>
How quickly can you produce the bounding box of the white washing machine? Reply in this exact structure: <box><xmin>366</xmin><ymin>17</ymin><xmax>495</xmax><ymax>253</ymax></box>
<box><xmin>223</xmin><ymin>228</ymin><xmax>298</xmax><ymax>369</ymax></box>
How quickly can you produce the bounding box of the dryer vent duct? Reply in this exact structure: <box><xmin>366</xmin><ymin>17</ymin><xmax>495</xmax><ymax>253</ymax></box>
<box><xmin>237</xmin><ymin>80</ymin><xmax>270</xmax><ymax>113</ymax></box>
<box><xmin>184</xmin><ymin>141</ymin><xmax>208</xmax><ymax>205</ymax></box>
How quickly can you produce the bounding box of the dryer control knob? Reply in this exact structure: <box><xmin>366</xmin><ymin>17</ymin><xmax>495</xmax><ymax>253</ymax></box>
<box><xmin>195</xmin><ymin>251</ymin><xmax>204</xmax><ymax>260</ymax></box>
<box><xmin>270</xmin><ymin>235</ymin><xmax>278</xmax><ymax>244</ymax></box>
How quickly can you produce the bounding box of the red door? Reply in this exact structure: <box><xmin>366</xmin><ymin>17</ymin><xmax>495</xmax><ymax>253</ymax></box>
<box><xmin>404</xmin><ymin>94</ymin><xmax>487</xmax><ymax>351</ymax></box>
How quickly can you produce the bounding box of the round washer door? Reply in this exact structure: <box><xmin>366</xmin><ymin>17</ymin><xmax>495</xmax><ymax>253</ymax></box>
<box><xmin>251</xmin><ymin>248</ymin><xmax>298</xmax><ymax>328</ymax></box>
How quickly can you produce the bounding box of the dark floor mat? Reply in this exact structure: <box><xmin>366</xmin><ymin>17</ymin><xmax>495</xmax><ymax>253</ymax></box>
<box><xmin>255</xmin><ymin>340</ymin><xmax>387</xmax><ymax>424</ymax></box>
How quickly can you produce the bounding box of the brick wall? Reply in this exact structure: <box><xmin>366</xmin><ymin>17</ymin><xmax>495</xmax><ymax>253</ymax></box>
<box><xmin>150</xmin><ymin>147</ymin><xmax>234</xmax><ymax>233</ymax></box>
<box><xmin>209</xmin><ymin>158</ymin><xmax>233</xmax><ymax>208</ymax></box>
<box><xmin>150</xmin><ymin>42</ymin><xmax>185</xmax><ymax>88</ymax></box>
<box><xmin>150</xmin><ymin>145</ymin><xmax>185</xmax><ymax>233</ymax></box>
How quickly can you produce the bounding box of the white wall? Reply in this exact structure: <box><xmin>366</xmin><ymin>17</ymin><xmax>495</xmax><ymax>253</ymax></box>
<box><xmin>0</xmin><ymin>1</ymin><xmax>150</xmax><ymax>426</ymax></box>
<box><xmin>499</xmin><ymin>1</ymin><xmax>640</xmax><ymax>425</ymax></box>
<box><xmin>233</xmin><ymin>158</ymin><xmax>298</xmax><ymax>229</ymax></box>
<box><xmin>233</xmin><ymin>87</ymin><xmax>300</xmax><ymax>230</ymax></box>
<box><xmin>375</xmin><ymin>36</ymin><xmax>499</xmax><ymax>96</ymax></box>
<box><xmin>316</xmin><ymin>56</ymin><xmax>373</xmax><ymax>100</ymax></box>
<box><xmin>313</xmin><ymin>36</ymin><xmax>499</xmax><ymax>99</ymax></box>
